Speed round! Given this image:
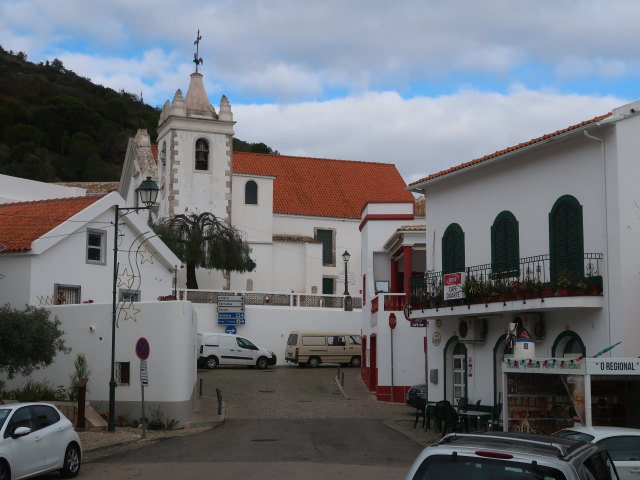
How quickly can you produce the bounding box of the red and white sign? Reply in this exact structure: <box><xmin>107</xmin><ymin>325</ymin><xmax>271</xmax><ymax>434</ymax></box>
<box><xmin>389</xmin><ymin>313</ymin><xmax>397</xmax><ymax>330</ymax></box>
<box><xmin>443</xmin><ymin>272</ymin><xmax>466</xmax><ymax>301</ymax></box>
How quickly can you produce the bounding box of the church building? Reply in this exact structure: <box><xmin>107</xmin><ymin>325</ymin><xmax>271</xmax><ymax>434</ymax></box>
<box><xmin>119</xmin><ymin>69</ymin><xmax>415</xmax><ymax>295</ymax></box>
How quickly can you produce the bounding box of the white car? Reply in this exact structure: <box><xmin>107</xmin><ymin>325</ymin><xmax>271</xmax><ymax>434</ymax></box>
<box><xmin>553</xmin><ymin>426</ymin><xmax>640</xmax><ymax>480</ymax></box>
<box><xmin>0</xmin><ymin>402</ymin><xmax>82</xmax><ymax>479</ymax></box>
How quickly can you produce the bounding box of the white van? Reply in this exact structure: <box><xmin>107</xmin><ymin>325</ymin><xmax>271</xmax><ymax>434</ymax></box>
<box><xmin>197</xmin><ymin>333</ymin><xmax>277</xmax><ymax>369</ymax></box>
<box><xmin>285</xmin><ymin>330</ymin><xmax>362</xmax><ymax>367</ymax></box>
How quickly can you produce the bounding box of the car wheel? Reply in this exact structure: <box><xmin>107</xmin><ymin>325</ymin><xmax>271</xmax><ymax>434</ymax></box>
<box><xmin>59</xmin><ymin>443</ymin><xmax>81</xmax><ymax>478</ymax></box>
<box><xmin>350</xmin><ymin>356</ymin><xmax>361</xmax><ymax>367</ymax></box>
<box><xmin>0</xmin><ymin>460</ymin><xmax>10</xmax><ymax>480</ymax></box>
<box><xmin>206</xmin><ymin>356</ymin><xmax>218</xmax><ymax>369</ymax></box>
<box><xmin>307</xmin><ymin>356</ymin><xmax>320</xmax><ymax>368</ymax></box>
<box><xmin>256</xmin><ymin>357</ymin><xmax>269</xmax><ymax>369</ymax></box>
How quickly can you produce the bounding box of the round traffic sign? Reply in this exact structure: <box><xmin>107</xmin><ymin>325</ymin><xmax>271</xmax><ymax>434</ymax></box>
<box><xmin>135</xmin><ymin>337</ymin><xmax>150</xmax><ymax>360</ymax></box>
<box><xmin>389</xmin><ymin>313</ymin><xmax>397</xmax><ymax>330</ymax></box>
<box><xmin>225</xmin><ymin>325</ymin><xmax>237</xmax><ymax>334</ymax></box>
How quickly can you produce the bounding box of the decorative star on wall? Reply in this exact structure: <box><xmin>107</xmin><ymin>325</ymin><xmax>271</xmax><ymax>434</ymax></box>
<box><xmin>117</xmin><ymin>267</ymin><xmax>135</xmax><ymax>289</ymax></box>
<box><xmin>120</xmin><ymin>300</ymin><xmax>141</xmax><ymax>322</ymax></box>
<box><xmin>137</xmin><ymin>244</ymin><xmax>156</xmax><ymax>265</ymax></box>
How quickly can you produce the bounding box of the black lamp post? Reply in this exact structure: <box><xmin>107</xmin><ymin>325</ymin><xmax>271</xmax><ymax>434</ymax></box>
<box><xmin>342</xmin><ymin>250</ymin><xmax>351</xmax><ymax>296</ymax></box>
<box><xmin>108</xmin><ymin>177</ymin><xmax>159</xmax><ymax>432</ymax></box>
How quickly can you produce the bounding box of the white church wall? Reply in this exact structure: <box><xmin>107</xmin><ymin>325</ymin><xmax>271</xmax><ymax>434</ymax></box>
<box><xmin>231</xmin><ymin>174</ymin><xmax>274</xmax><ymax>243</ymax></box>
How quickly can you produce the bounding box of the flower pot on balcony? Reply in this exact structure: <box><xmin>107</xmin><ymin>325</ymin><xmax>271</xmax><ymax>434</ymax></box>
<box><xmin>557</xmin><ymin>287</ymin><xmax>574</xmax><ymax>296</ymax></box>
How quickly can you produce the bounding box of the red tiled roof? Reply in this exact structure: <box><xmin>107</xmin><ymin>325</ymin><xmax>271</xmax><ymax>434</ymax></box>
<box><xmin>409</xmin><ymin>113</ymin><xmax>613</xmax><ymax>187</ymax></box>
<box><xmin>233</xmin><ymin>152</ymin><xmax>413</xmax><ymax>219</ymax></box>
<box><xmin>150</xmin><ymin>144</ymin><xmax>158</xmax><ymax>161</ymax></box>
<box><xmin>0</xmin><ymin>196</ymin><xmax>102</xmax><ymax>252</ymax></box>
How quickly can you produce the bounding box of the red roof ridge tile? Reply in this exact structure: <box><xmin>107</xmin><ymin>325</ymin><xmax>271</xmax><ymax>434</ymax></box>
<box><xmin>409</xmin><ymin>112</ymin><xmax>613</xmax><ymax>186</ymax></box>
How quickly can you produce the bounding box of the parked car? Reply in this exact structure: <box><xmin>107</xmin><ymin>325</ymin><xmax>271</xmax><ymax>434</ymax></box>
<box><xmin>405</xmin><ymin>384</ymin><xmax>428</xmax><ymax>409</ymax></box>
<box><xmin>0</xmin><ymin>402</ymin><xmax>82</xmax><ymax>479</ymax></box>
<box><xmin>553</xmin><ymin>426</ymin><xmax>640</xmax><ymax>480</ymax></box>
<box><xmin>197</xmin><ymin>332</ymin><xmax>277</xmax><ymax>369</ymax></box>
<box><xmin>404</xmin><ymin>432</ymin><xmax>619</xmax><ymax>480</ymax></box>
<box><xmin>285</xmin><ymin>330</ymin><xmax>361</xmax><ymax>367</ymax></box>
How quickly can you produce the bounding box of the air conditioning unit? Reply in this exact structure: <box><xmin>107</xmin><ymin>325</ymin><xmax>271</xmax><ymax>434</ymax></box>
<box><xmin>458</xmin><ymin>317</ymin><xmax>486</xmax><ymax>343</ymax></box>
<box><xmin>512</xmin><ymin>313</ymin><xmax>545</xmax><ymax>340</ymax></box>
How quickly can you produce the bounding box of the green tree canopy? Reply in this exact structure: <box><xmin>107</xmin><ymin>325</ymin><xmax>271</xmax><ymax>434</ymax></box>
<box><xmin>0</xmin><ymin>304</ymin><xmax>70</xmax><ymax>379</ymax></box>
<box><xmin>152</xmin><ymin>212</ymin><xmax>255</xmax><ymax>289</ymax></box>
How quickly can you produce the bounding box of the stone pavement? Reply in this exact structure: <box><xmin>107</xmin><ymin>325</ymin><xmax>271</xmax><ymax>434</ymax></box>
<box><xmin>80</xmin><ymin>368</ymin><xmax>440</xmax><ymax>462</ymax></box>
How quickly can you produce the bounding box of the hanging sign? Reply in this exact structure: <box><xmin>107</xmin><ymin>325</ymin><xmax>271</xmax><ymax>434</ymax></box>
<box><xmin>140</xmin><ymin>359</ymin><xmax>149</xmax><ymax>386</ymax></box>
<box><xmin>443</xmin><ymin>272</ymin><xmax>466</xmax><ymax>301</ymax></box>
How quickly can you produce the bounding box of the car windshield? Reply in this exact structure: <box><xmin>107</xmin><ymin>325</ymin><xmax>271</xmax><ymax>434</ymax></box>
<box><xmin>287</xmin><ymin>334</ymin><xmax>298</xmax><ymax>346</ymax></box>
<box><xmin>553</xmin><ymin>430</ymin><xmax>595</xmax><ymax>442</ymax></box>
<box><xmin>0</xmin><ymin>408</ymin><xmax>11</xmax><ymax>430</ymax></box>
<box><xmin>412</xmin><ymin>455</ymin><xmax>567</xmax><ymax>480</ymax></box>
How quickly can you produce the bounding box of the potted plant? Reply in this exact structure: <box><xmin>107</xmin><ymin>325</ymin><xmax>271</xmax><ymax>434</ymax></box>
<box><xmin>556</xmin><ymin>270</ymin><xmax>574</xmax><ymax>296</ymax></box>
<box><xmin>542</xmin><ymin>282</ymin><xmax>555</xmax><ymax>297</ymax></box>
<box><xmin>149</xmin><ymin>406</ymin><xmax>164</xmax><ymax>430</ymax></box>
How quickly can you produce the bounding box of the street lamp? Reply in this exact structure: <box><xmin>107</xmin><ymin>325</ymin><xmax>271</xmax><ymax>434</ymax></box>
<box><xmin>342</xmin><ymin>250</ymin><xmax>351</xmax><ymax>296</ymax></box>
<box><xmin>108</xmin><ymin>177</ymin><xmax>159</xmax><ymax>432</ymax></box>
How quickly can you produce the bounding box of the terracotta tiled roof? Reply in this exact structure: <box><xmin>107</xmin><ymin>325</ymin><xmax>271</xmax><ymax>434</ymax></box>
<box><xmin>409</xmin><ymin>113</ymin><xmax>613</xmax><ymax>187</ymax></box>
<box><xmin>150</xmin><ymin>144</ymin><xmax>158</xmax><ymax>161</ymax></box>
<box><xmin>0</xmin><ymin>196</ymin><xmax>102</xmax><ymax>252</ymax></box>
<box><xmin>55</xmin><ymin>182</ymin><xmax>119</xmax><ymax>195</ymax></box>
<box><xmin>273</xmin><ymin>234</ymin><xmax>320</xmax><ymax>243</ymax></box>
<box><xmin>397</xmin><ymin>225</ymin><xmax>426</xmax><ymax>232</ymax></box>
<box><xmin>233</xmin><ymin>152</ymin><xmax>413</xmax><ymax>219</ymax></box>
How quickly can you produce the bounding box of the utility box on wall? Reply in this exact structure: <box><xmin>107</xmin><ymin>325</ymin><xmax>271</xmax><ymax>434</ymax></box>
<box><xmin>430</xmin><ymin>368</ymin><xmax>438</xmax><ymax>384</ymax></box>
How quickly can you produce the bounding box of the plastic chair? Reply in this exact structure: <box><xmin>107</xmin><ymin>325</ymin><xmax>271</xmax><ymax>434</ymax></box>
<box><xmin>485</xmin><ymin>403</ymin><xmax>503</xmax><ymax>431</ymax></box>
<box><xmin>457</xmin><ymin>397</ymin><xmax>468</xmax><ymax>412</ymax></box>
<box><xmin>441</xmin><ymin>404</ymin><xmax>466</xmax><ymax>437</ymax></box>
<box><xmin>434</xmin><ymin>400</ymin><xmax>451</xmax><ymax>432</ymax></box>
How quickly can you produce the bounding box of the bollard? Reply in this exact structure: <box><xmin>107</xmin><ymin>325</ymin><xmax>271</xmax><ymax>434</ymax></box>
<box><xmin>216</xmin><ymin>388</ymin><xmax>223</xmax><ymax>415</ymax></box>
<box><xmin>199</xmin><ymin>378</ymin><xmax>203</xmax><ymax>397</ymax></box>
<box><xmin>337</xmin><ymin>365</ymin><xmax>341</xmax><ymax>382</ymax></box>
<box><xmin>75</xmin><ymin>378</ymin><xmax>88</xmax><ymax>430</ymax></box>
<box><xmin>341</xmin><ymin>371</ymin><xmax>344</xmax><ymax>386</ymax></box>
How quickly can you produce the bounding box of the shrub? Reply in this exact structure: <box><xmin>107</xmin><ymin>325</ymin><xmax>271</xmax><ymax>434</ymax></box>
<box><xmin>12</xmin><ymin>378</ymin><xmax>59</xmax><ymax>402</ymax></box>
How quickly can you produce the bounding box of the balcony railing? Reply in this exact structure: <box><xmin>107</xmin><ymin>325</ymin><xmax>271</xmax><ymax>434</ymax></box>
<box><xmin>410</xmin><ymin>253</ymin><xmax>603</xmax><ymax>309</ymax></box>
<box><xmin>177</xmin><ymin>289</ymin><xmax>363</xmax><ymax>309</ymax></box>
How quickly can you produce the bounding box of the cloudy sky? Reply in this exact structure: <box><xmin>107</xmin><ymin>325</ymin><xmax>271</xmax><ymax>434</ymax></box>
<box><xmin>1</xmin><ymin>0</ymin><xmax>638</xmax><ymax>184</ymax></box>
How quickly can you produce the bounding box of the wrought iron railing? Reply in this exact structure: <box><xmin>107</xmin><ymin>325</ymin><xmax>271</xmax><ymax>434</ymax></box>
<box><xmin>410</xmin><ymin>253</ymin><xmax>603</xmax><ymax>309</ymax></box>
<box><xmin>177</xmin><ymin>289</ymin><xmax>363</xmax><ymax>309</ymax></box>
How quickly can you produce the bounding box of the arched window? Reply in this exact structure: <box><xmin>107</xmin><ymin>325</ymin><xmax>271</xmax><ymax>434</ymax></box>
<box><xmin>491</xmin><ymin>211</ymin><xmax>519</xmax><ymax>276</ymax></box>
<box><xmin>245</xmin><ymin>180</ymin><xmax>258</xmax><ymax>205</ymax></box>
<box><xmin>442</xmin><ymin>223</ymin><xmax>465</xmax><ymax>274</ymax></box>
<box><xmin>549</xmin><ymin>195</ymin><xmax>583</xmax><ymax>284</ymax></box>
<box><xmin>195</xmin><ymin>138</ymin><xmax>209</xmax><ymax>170</ymax></box>
<box><xmin>160</xmin><ymin>142</ymin><xmax>167</xmax><ymax>166</ymax></box>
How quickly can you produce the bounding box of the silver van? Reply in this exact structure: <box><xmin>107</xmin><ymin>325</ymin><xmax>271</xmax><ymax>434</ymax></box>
<box><xmin>285</xmin><ymin>330</ymin><xmax>361</xmax><ymax>367</ymax></box>
<box><xmin>197</xmin><ymin>332</ymin><xmax>276</xmax><ymax>369</ymax></box>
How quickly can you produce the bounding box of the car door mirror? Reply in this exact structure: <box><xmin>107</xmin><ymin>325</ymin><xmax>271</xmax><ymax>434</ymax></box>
<box><xmin>12</xmin><ymin>426</ymin><xmax>31</xmax><ymax>438</ymax></box>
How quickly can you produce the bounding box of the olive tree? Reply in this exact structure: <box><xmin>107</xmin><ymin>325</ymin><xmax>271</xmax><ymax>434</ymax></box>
<box><xmin>0</xmin><ymin>304</ymin><xmax>70</xmax><ymax>379</ymax></box>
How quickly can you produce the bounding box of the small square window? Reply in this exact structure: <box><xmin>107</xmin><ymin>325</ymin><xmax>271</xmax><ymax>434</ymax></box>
<box><xmin>119</xmin><ymin>289</ymin><xmax>141</xmax><ymax>302</ymax></box>
<box><xmin>87</xmin><ymin>230</ymin><xmax>106</xmax><ymax>264</ymax></box>
<box><xmin>54</xmin><ymin>284</ymin><xmax>81</xmax><ymax>304</ymax></box>
<box><xmin>116</xmin><ymin>362</ymin><xmax>130</xmax><ymax>385</ymax></box>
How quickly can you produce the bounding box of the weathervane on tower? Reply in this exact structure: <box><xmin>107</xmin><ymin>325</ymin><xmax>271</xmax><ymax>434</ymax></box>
<box><xmin>193</xmin><ymin>29</ymin><xmax>203</xmax><ymax>73</ymax></box>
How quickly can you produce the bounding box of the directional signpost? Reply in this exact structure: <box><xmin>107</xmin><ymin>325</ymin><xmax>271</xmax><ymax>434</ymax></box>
<box><xmin>217</xmin><ymin>294</ymin><xmax>245</xmax><ymax>325</ymax></box>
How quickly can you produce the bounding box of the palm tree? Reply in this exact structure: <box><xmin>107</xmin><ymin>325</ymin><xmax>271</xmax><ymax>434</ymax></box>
<box><xmin>152</xmin><ymin>212</ymin><xmax>255</xmax><ymax>289</ymax></box>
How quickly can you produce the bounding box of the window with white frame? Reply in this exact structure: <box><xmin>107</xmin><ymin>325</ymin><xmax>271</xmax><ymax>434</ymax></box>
<box><xmin>86</xmin><ymin>229</ymin><xmax>106</xmax><ymax>264</ymax></box>
<box><xmin>54</xmin><ymin>284</ymin><xmax>81</xmax><ymax>304</ymax></box>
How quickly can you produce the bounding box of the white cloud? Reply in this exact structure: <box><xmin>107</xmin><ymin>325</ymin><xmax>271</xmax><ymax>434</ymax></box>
<box><xmin>234</xmin><ymin>87</ymin><xmax>625</xmax><ymax>184</ymax></box>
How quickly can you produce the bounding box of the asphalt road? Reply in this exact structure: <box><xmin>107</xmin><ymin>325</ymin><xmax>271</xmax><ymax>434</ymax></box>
<box><xmin>79</xmin><ymin>366</ymin><xmax>424</xmax><ymax>479</ymax></box>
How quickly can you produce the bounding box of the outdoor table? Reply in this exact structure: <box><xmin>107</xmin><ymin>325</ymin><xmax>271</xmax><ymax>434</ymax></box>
<box><xmin>458</xmin><ymin>410</ymin><xmax>492</xmax><ymax>431</ymax></box>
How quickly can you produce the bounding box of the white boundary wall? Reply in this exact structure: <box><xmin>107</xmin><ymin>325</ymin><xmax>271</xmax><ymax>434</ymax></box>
<box><xmin>193</xmin><ymin>304</ymin><xmax>362</xmax><ymax>365</ymax></box>
<box><xmin>1</xmin><ymin>301</ymin><xmax>196</xmax><ymax>426</ymax></box>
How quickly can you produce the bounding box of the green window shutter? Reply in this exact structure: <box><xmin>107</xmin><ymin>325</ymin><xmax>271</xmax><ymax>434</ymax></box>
<box><xmin>549</xmin><ymin>195</ymin><xmax>584</xmax><ymax>282</ymax></box>
<box><xmin>315</xmin><ymin>229</ymin><xmax>333</xmax><ymax>265</ymax></box>
<box><xmin>491</xmin><ymin>211</ymin><xmax>519</xmax><ymax>274</ymax></box>
<box><xmin>442</xmin><ymin>224</ymin><xmax>465</xmax><ymax>274</ymax></box>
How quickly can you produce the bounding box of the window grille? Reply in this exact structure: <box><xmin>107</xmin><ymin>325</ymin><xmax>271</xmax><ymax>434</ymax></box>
<box><xmin>54</xmin><ymin>284</ymin><xmax>81</xmax><ymax>304</ymax></box>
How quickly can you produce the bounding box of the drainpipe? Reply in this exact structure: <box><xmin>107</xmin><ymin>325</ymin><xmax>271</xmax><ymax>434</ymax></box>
<box><xmin>583</xmin><ymin>129</ymin><xmax>612</xmax><ymax>347</ymax></box>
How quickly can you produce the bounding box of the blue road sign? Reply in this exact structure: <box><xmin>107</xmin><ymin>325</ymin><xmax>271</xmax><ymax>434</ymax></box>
<box><xmin>225</xmin><ymin>325</ymin><xmax>237</xmax><ymax>334</ymax></box>
<box><xmin>218</xmin><ymin>312</ymin><xmax>245</xmax><ymax>319</ymax></box>
<box><xmin>135</xmin><ymin>337</ymin><xmax>150</xmax><ymax>360</ymax></box>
